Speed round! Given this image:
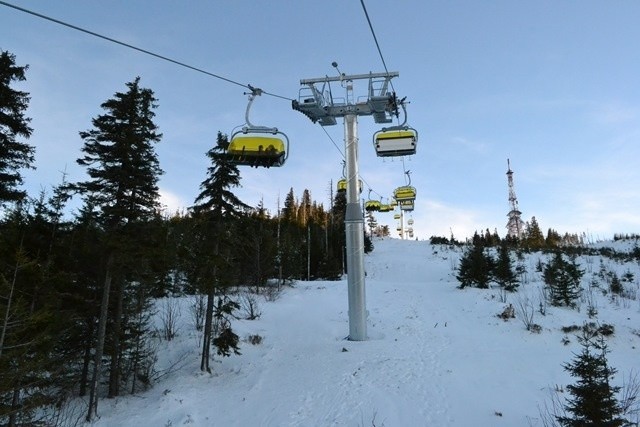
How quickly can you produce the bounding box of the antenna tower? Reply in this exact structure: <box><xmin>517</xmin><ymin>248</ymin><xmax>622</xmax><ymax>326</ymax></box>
<box><xmin>506</xmin><ymin>159</ymin><xmax>525</xmax><ymax>238</ymax></box>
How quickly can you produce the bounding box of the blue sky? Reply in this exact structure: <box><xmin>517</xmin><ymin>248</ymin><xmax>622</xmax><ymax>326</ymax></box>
<box><xmin>2</xmin><ymin>1</ymin><xmax>640</xmax><ymax>240</ymax></box>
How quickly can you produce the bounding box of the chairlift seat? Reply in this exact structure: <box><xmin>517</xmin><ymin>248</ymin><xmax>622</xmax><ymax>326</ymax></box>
<box><xmin>374</xmin><ymin>128</ymin><xmax>417</xmax><ymax>157</ymax></box>
<box><xmin>393</xmin><ymin>185</ymin><xmax>416</xmax><ymax>202</ymax></box>
<box><xmin>227</xmin><ymin>135</ymin><xmax>286</xmax><ymax>168</ymax></box>
<box><xmin>365</xmin><ymin>200</ymin><xmax>382</xmax><ymax>212</ymax></box>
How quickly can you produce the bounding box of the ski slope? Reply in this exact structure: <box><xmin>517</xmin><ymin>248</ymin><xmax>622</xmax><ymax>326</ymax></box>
<box><xmin>89</xmin><ymin>238</ymin><xmax>640</xmax><ymax>427</ymax></box>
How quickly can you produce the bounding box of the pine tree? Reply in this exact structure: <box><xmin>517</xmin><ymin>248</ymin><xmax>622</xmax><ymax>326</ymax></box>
<box><xmin>75</xmin><ymin>76</ymin><xmax>162</xmax><ymax>226</ymax></box>
<box><xmin>544</xmin><ymin>252</ymin><xmax>583</xmax><ymax>307</ymax></box>
<box><xmin>557</xmin><ymin>330</ymin><xmax>627</xmax><ymax>426</ymax></box>
<box><xmin>525</xmin><ymin>216</ymin><xmax>545</xmax><ymax>250</ymax></box>
<box><xmin>493</xmin><ymin>243</ymin><xmax>519</xmax><ymax>292</ymax></box>
<box><xmin>72</xmin><ymin>77</ymin><xmax>163</xmax><ymax>420</ymax></box>
<box><xmin>0</xmin><ymin>50</ymin><xmax>35</xmax><ymax>205</ymax></box>
<box><xmin>456</xmin><ymin>241</ymin><xmax>492</xmax><ymax>289</ymax></box>
<box><xmin>191</xmin><ymin>132</ymin><xmax>248</xmax><ymax>373</ymax></box>
<box><xmin>282</xmin><ymin>187</ymin><xmax>297</xmax><ymax>223</ymax></box>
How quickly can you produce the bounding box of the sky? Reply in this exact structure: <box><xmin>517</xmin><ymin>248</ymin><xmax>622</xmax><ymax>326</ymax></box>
<box><xmin>69</xmin><ymin>237</ymin><xmax>639</xmax><ymax>426</ymax></box>
<box><xmin>2</xmin><ymin>1</ymin><xmax>640</xmax><ymax>240</ymax></box>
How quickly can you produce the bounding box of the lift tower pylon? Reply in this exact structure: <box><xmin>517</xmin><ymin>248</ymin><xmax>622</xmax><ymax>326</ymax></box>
<box><xmin>293</xmin><ymin>66</ymin><xmax>400</xmax><ymax>341</ymax></box>
<box><xmin>506</xmin><ymin>159</ymin><xmax>525</xmax><ymax>238</ymax></box>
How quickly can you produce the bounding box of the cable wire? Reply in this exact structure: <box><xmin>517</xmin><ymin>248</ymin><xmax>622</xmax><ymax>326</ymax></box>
<box><xmin>0</xmin><ymin>1</ymin><xmax>293</xmax><ymax>101</ymax></box>
<box><xmin>359</xmin><ymin>0</ymin><xmax>395</xmax><ymax>93</ymax></box>
<box><xmin>320</xmin><ymin>126</ymin><xmax>345</xmax><ymax>158</ymax></box>
<box><xmin>2</xmin><ymin>0</ymin><xmax>394</xmax><ymax>203</ymax></box>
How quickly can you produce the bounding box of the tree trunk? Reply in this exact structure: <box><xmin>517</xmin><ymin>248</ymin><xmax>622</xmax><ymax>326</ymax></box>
<box><xmin>79</xmin><ymin>319</ymin><xmax>94</xmax><ymax>397</ymax></box>
<box><xmin>108</xmin><ymin>279</ymin><xmax>124</xmax><ymax>398</ymax></box>
<box><xmin>0</xmin><ymin>252</ymin><xmax>21</xmax><ymax>358</ymax></box>
<box><xmin>200</xmin><ymin>284</ymin><xmax>214</xmax><ymax>372</ymax></box>
<box><xmin>86</xmin><ymin>254</ymin><xmax>113</xmax><ymax>422</ymax></box>
<box><xmin>8</xmin><ymin>386</ymin><xmax>20</xmax><ymax>427</ymax></box>
<box><xmin>200</xmin><ymin>240</ymin><xmax>219</xmax><ymax>373</ymax></box>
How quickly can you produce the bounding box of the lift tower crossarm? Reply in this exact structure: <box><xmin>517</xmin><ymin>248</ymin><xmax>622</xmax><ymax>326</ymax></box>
<box><xmin>300</xmin><ymin>71</ymin><xmax>398</xmax><ymax>85</ymax></box>
<box><xmin>293</xmin><ymin>71</ymin><xmax>400</xmax><ymax>126</ymax></box>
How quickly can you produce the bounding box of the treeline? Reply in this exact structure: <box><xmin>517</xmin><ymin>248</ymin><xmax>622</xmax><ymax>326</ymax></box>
<box><xmin>431</xmin><ymin>216</ymin><xmax>585</xmax><ymax>250</ymax></box>
<box><xmin>0</xmin><ymin>50</ymin><xmax>362</xmax><ymax>425</ymax></box>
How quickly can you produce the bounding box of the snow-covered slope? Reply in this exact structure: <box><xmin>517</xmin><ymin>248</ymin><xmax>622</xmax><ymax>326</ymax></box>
<box><xmin>89</xmin><ymin>238</ymin><xmax>639</xmax><ymax>427</ymax></box>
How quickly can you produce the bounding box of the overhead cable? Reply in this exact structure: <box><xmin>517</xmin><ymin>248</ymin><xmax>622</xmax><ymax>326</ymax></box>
<box><xmin>359</xmin><ymin>0</ymin><xmax>395</xmax><ymax>93</ymax></box>
<box><xmin>0</xmin><ymin>1</ymin><xmax>293</xmax><ymax>101</ymax></box>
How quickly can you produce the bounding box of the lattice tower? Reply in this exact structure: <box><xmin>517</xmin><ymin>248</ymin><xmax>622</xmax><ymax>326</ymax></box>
<box><xmin>506</xmin><ymin>159</ymin><xmax>525</xmax><ymax>238</ymax></box>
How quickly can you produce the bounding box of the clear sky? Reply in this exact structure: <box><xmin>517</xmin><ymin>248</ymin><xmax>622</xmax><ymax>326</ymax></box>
<box><xmin>2</xmin><ymin>1</ymin><xmax>640</xmax><ymax>240</ymax></box>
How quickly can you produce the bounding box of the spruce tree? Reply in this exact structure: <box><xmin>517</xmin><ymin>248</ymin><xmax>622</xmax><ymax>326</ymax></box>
<box><xmin>191</xmin><ymin>132</ymin><xmax>248</xmax><ymax>373</ymax></box>
<box><xmin>0</xmin><ymin>50</ymin><xmax>35</xmax><ymax>205</ymax></box>
<box><xmin>456</xmin><ymin>241</ymin><xmax>492</xmax><ymax>289</ymax></box>
<box><xmin>493</xmin><ymin>243</ymin><xmax>519</xmax><ymax>292</ymax></box>
<box><xmin>73</xmin><ymin>77</ymin><xmax>163</xmax><ymax>420</ymax></box>
<box><xmin>544</xmin><ymin>252</ymin><xmax>583</xmax><ymax>307</ymax></box>
<box><xmin>557</xmin><ymin>330</ymin><xmax>627</xmax><ymax>426</ymax></box>
<box><xmin>525</xmin><ymin>216</ymin><xmax>545</xmax><ymax>250</ymax></box>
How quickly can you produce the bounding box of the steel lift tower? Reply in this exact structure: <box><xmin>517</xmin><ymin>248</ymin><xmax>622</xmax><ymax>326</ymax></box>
<box><xmin>293</xmin><ymin>65</ymin><xmax>400</xmax><ymax>341</ymax></box>
<box><xmin>506</xmin><ymin>159</ymin><xmax>525</xmax><ymax>238</ymax></box>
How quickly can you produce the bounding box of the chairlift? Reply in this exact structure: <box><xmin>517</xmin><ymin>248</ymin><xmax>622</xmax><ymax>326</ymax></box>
<box><xmin>364</xmin><ymin>190</ymin><xmax>382</xmax><ymax>212</ymax></box>
<box><xmin>337</xmin><ymin>179</ymin><xmax>347</xmax><ymax>193</ymax></box>
<box><xmin>393</xmin><ymin>185</ymin><xmax>417</xmax><ymax>202</ymax></box>
<box><xmin>227</xmin><ymin>86</ymin><xmax>289</xmax><ymax>168</ymax></box>
<box><xmin>399</xmin><ymin>200</ymin><xmax>414</xmax><ymax>211</ymax></box>
<box><xmin>336</xmin><ymin>178</ymin><xmax>362</xmax><ymax>194</ymax></box>
<box><xmin>365</xmin><ymin>200</ymin><xmax>382</xmax><ymax>212</ymax></box>
<box><xmin>378</xmin><ymin>204</ymin><xmax>393</xmax><ymax>213</ymax></box>
<box><xmin>373</xmin><ymin>103</ymin><xmax>417</xmax><ymax>157</ymax></box>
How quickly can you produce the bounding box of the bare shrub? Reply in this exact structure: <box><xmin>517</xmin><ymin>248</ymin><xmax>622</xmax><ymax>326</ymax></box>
<box><xmin>189</xmin><ymin>294</ymin><xmax>206</xmax><ymax>332</ymax></box>
<box><xmin>159</xmin><ymin>298</ymin><xmax>181</xmax><ymax>341</ymax></box>
<box><xmin>515</xmin><ymin>294</ymin><xmax>536</xmax><ymax>332</ymax></box>
<box><xmin>239</xmin><ymin>292</ymin><xmax>262</xmax><ymax>320</ymax></box>
<box><xmin>245</xmin><ymin>334</ymin><xmax>263</xmax><ymax>345</ymax></box>
<box><xmin>43</xmin><ymin>395</ymin><xmax>87</xmax><ymax>427</ymax></box>
<box><xmin>620</xmin><ymin>371</ymin><xmax>640</xmax><ymax>424</ymax></box>
<box><xmin>497</xmin><ymin>288</ymin><xmax>508</xmax><ymax>303</ymax></box>
<box><xmin>263</xmin><ymin>284</ymin><xmax>282</xmax><ymax>302</ymax></box>
<box><xmin>585</xmin><ymin>282</ymin><xmax>599</xmax><ymax>318</ymax></box>
<box><xmin>536</xmin><ymin>386</ymin><xmax>566</xmax><ymax>427</ymax></box>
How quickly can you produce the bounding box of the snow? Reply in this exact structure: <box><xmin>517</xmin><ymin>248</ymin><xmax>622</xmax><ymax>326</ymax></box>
<box><xmin>88</xmin><ymin>238</ymin><xmax>639</xmax><ymax>427</ymax></box>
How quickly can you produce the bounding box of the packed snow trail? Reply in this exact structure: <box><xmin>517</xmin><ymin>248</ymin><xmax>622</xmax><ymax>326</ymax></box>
<box><xmin>89</xmin><ymin>238</ymin><xmax>640</xmax><ymax>427</ymax></box>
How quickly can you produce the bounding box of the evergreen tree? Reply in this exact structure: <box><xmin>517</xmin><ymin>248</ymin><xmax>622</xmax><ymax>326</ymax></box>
<box><xmin>557</xmin><ymin>330</ymin><xmax>627</xmax><ymax>426</ymax></box>
<box><xmin>525</xmin><ymin>216</ymin><xmax>545</xmax><ymax>250</ymax></box>
<box><xmin>75</xmin><ymin>76</ymin><xmax>162</xmax><ymax>225</ymax></box>
<box><xmin>0</xmin><ymin>193</ymin><xmax>78</xmax><ymax>426</ymax></box>
<box><xmin>543</xmin><ymin>252</ymin><xmax>583</xmax><ymax>307</ymax></box>
<box><xmin>456</xmin><ymin>241</ymin><xmax>492</xmax><ymax>289</ymax></box>
<box><xmin>282</xmin><ymin>187</ymin><xmax>297</xmax><ymax>223</ymax></box>
<box><xmin>330</xmin><ymin>189</ymin><xmax>347</xmax><ymax>274</ymax></box>
<box><xmin>366</xmin><ymin>211</ymin><xmax>378</xmax><ymax>236</ymax></box>
<box><xmin>493</xmin><ymin>243</ymin><xmax>519</xmax><ymax>292</ymax></box>
<box><xmin>235</xmin><ymin>202</ymin><xmax>277</xmax><ymax>290</ymax></box>
<box><xmin>0</xmin><ymin>50</ymin><xmax>35</xmax><ymax>205</ymax></box>
<box><xmin>191</xmin><ymin>132</ymin><xmax>248</xmax><ymax>373</ymax></box>
<box><xmin>546</xmin><ymin>228</ymin><xmax>562</xmax><ymax>248</ymax></box>
<box><xmin>72</xmin><ymin>77</ymin><xmax>163</xmax><ymax>420</ymax></box>
<box><xmin>298</xmin><ymin>188</ymin><xmax>311</xmax><ymax>226</ymax></box>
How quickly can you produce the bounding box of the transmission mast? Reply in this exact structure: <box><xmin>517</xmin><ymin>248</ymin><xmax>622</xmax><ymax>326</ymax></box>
<box><xmin>506</xmin><ymin>159</ymin><xmax>525</xmax><ymax>238</ymax></box>
<box><xmin>293</xmin><ymin>64</ymin><xmax>400</xmax><ymax>341</ymax></box>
